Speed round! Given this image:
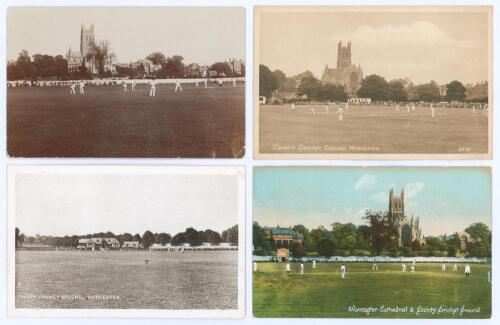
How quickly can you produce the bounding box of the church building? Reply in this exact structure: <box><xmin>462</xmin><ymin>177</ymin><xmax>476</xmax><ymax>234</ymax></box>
<box><xmin>321</xmin><ymin>41</ymin><xmax>364</xmax><ymax>95</ymax></box>
<box><xmin>388</xmin><ymin>188</ymin><xmax>424</xmax><ymax>247</ymax></box>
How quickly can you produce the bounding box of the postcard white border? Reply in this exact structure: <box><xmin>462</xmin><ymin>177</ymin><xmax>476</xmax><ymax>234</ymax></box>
<box><xmin>6</xmin><ymin>165</ymin><xmax>246</xmax><ymax>318</ymax></box>
<box><xmin>253</xmin><ymin>5</ymin><xmax>493</xmax><ymax>160</ymax></box>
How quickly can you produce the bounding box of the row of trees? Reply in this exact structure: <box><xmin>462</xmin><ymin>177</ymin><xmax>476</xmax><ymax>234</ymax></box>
<box><xmin>259</xmin><ymin>64</ymin><xmax>476</xmax><ymax>103</ymax></box>
<box><xmin>15</xmin><ymin>225</ymin><xmax>238</xmax><ymax>249</ymax></box>
<box><xmin>8</xmin><ymin>49</ymin><xmax>245</xmax><ymax>81</ymax></box>
<box><xmin>253</xmin><ymin>213</ymin><xmax>491</xmax><ymax>258</ymax></box>
<box><xmin>145</xmin><ymin>52</ymin><xmax>244</xmax><ymax>79</ymax></box>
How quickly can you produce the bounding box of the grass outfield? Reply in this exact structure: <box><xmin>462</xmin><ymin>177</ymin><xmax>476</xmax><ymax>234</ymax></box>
<box><xmin>259</xmin><ymin>104</ymin><xmax>488</xmax><ymax>154</ymax></box>
<box><xmin>7</xmin><ymin>84</ymin><xmax>244</xmax><ymax>157</ymax></box>
<box><xmin>16</xmin><ymin>250</ymin><xmax>238</xmax><ymax>309</ymax></box>
<box><xmin>253</xmin><ymin>262</ymin><xmax>491</xmax><ymax>318</ymax></box>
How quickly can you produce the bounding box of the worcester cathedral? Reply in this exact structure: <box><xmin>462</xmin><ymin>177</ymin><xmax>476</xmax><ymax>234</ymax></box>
<box><xmin>321</xmin><ymin>41</ymin><xmax>364</xmax><ymax>95</ymax></box>
<box><xmin>388</xmin><ymin>188</ymin><xmax>424</xmax><ymax>247</ymax></box>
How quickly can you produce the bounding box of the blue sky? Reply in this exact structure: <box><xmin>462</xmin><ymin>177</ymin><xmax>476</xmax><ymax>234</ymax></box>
<box><xmin>254</xmin><ymin>167</ymin><xmax>491</xmax><ymax>236</ymax></box>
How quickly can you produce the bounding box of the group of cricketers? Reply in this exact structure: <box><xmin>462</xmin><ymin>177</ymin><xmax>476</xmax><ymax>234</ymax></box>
<box><xmin>68</xmin><ymin>77</ymin><xmax>241</xmax><ymax>97</ymax></box>
<box><xmin>288</xmin><ymin>100</ymin><xmax>488</xmax><ymax>121</ymax></box>
<box><xmin>253</xmin><ymin>260</ymin><xmax>477</xmax><ymax>279</ymax></box>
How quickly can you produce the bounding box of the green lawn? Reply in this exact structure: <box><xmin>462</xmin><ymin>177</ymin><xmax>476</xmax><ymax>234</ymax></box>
<box><xmin>253</xmin><ymin>262</ymin><xmax>491</xmax><ymax>318</ymax></box>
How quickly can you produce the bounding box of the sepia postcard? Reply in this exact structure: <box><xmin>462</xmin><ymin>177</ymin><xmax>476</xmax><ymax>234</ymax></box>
<box><xmin>7</xmin><ymin>165</ymin><xmax>245</xmax><ymax>318</ymax></box>
<box><xmin>253</xmin><ymin>167</ymin><xmax>492</xmax><ymax>318</ymax></box>
<box><xmin>7</xmin><ymin>7</ymin><xmax>245</xmax><ymax>158</ymax></box>
<box><xmin>254</xmin><ymin>6</ymin><xmax>492</xmax><ymax>159</ymax></box>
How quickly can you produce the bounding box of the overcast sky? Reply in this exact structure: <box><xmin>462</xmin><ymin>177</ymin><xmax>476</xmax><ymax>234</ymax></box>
<box><xmin>14</xmin><ymin>168</ymin><xmax>242</xmax><ymax>237</ymax></box>
<box><xmin>258</xmin><ymin>8</ymin><xmax>490</xmax><ymax>84</ymax></box>
<box><xmin>7</xmin><ymin>7</ymin><xmax>245</xmax><ymax>64</ymax></box>
<box><xmin>254</xmin><ymin>167</ymin><xmax>491</xmax><ymax>237</ymax></box>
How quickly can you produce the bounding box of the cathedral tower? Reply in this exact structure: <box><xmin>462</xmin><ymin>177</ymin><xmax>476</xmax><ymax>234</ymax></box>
<box><xmin>388</xmin><ymin>188</ymin><xmax>405</xmax><ymax>224</ymax></box>
<box><xmin>80</xmin><ymin>23</ymin><xmax>95</xmax><ymax>57</ymax></box>
<box><xmin>336</xmin><ymin>41</ymin><xmax>352</xmax><ymax>70</ymax></box>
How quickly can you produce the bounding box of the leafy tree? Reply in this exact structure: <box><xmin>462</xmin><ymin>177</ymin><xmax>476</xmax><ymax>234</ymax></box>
<box><xmin>141</xmin><ymin>231</ymin><xmax>155</xmax><ymax>248</ymax></box>
<box><xmin>318</xmin><ymin>238</ymin><xmax>334</xmax><ymax>256</ymax></box>
<box><xmin>164</xmin><ymin>55</ymin><xmax>185</xmax><ymax>78</ymax></box>
<box><xmin>91</xmin><ymin>40</ymin><xmax>115</xmax><ymax>77</ymax></box>
<box><xmin>386</xmin><ymin>80</ymin><xmax>408</xmax><ymax>102</ymax></box>
<box><xmin>224</xmin><ymin>225</ymin><xmax>239</xmax><ymax>245</ymax></box>
<box><xmin>297</xmin><ymin>75</ymin><xmax>320</xmax><ymax>100</ymax></box>
<box><xmin>157</xmin><ymin>232</ymin><xmax>171</xmax><ymax>245</ymax></box>
<box><xmin>15</xmin><ymin>228</ymin><xmax>20</xmax><ymax>248</ymax></box>
<box><xmin>292</xmin><ymin>224</ymin><xmax>313</xmax><ymax>253</ymax></box>
<box><xmin>445</xmin><ymin>80</ymin><xmax>466</xmax><ymax>101</ymax></box>
<box><xmin>54</xmin><ymin>55</ymin><xmax>68</xmax><ymax>78</ymax></box>
<box><xmin>259</xmin><ymin>64</ymin><xmax>279</xmax><ymax>99</ymax></box>
<box><xmin>210</xmin><ymin>62</ymin><xmax>232</xmax><ymax>77</ymax></box>
<box><xmin>253</xmin><ymin>222</ymin><xmax>274</xmax><ymax>255</ymax></box>
<box><xmin>205</xmin><ymin>230</ymin><xmax>221</xmax><ymax>245</ymax></box>
<box><xmin>16</xmin><ymin>50</ymin><xmax>33</xmax><ymax>79</ymax></box>
<box><xmin>278</xmin><ymin>77</ymin><xmax>297</xmax><ymax>92</ymax></box>
<box><xmin>171</xmin><ymin>232</ymin><xmax>186</xmax><ymax>246</ymax></box>
<box><xmin>133</xmin><ymin>233</ymin><xmax>142</xmax><ymax>243</ymax></box>
<box><xmin>332</xmin><ymin>223</ymin><xmax>358</xmax><ymax>251</ymax></box>
<box><xmin>469</xmin><ymin>241</ymin><xmax>490</xmax><ymax>258</ymax></box>
<box><xmin>184</xmin><ymin>227</ymin><xmax>203</xmax><ymax>246</ymax></box>
<box><xmin>465</xmin><ymin>223</ymin><xmax>491</xmax><ymax>242</ymax></box>
<box><xmin>317</xmin><ymin>84</ymin><xmax>348</xmax><ymax>102</ymax></box>
<box><xmin>357</xmin><ymin>75</ymin><xmax>388</xmax><ymax>101</ymax></box>
<box><xmin>146</xmin><ymin>52</ymin><xmax>166</xmax><ymax>65</ymax></box>
<box><xmin>447</xmin><ymin>245</ymin><xmax>457</xmax><ymax>257</ymax></box>
<box><xmin>290</xmin><ymin>242</ymin><xmax>305</xmax><ymax>257</ymax></box>
<box><xmin>272</xmin><ymin>69</ymin><xmax>287</xmax><ymax>87</ymax></box>
<box><xmin>415</xmin><ymin>81</ymin><xmax>441</xmax><ymax>102</ymax></box>
<box><xmin>310</xmin><ymin>226</ymin><xmax>327</xmax><ymax>252</ymax></box>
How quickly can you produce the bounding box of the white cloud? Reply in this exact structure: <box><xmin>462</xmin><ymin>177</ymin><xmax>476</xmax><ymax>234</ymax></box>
<box><xmin>405</xmin><ymin>181</ymin><xmax>425</xmax><ymax>199</ymax></box>
<box><xmin>355</xmin><ymin>174</ymin><xmax>376</xmax><ymax>191</ymax></box>
<box><xmin>371</xmin><ymin>191</ymin><xmax>387</xmax><ymax>203</ymax></box>
<box><xmin>339</xmin><ymin>21</ymin><xmax>487</xmax><ymax>84</ymax></box>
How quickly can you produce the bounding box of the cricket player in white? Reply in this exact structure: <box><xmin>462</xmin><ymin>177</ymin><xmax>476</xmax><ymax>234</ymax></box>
<box><xmin>340</xmin><ymin>264</ymin><xmax>346</xmax><ymax>279</ymax></box>
<box><xmin>402</xmin><ymin>264</ymin><xmax>406</xmax><ymax>272</ymax></box>
<box><xmin>325</xmin><ymin>105</ymin><xmax>330</xmax><ymax>114</ymax></box>
<box><xmin>291</xmin><ymin>103</ymin><xmax>295</xmax><ymax>111</ymax></box>
<box><xmin>410</xmin><ymin>265</ymin><xmax>415</xmax><ymax>272</ymax></box>
<box><xmin>395</xmin><ymin>104</ymin><xmax>400</xmax><ymax>112</ymax></box>
<box><xmin>312</xmin><ymin>260</ymin><xmax>316</xmax><ymax>270</ymax></box>
<box><xmin>407</xmin><ymin>104</ymin><xmax>410</xmax><ymax>113</ymax></box>
<box><xmin>412</xmin><ymin>258</ymin><xmax>416</xmax><ymax>267</ymax></box>
<box><xmin>453</xmin><ymin>263</ymin><xmax>458</xmax><ymax>272</ymax></box>
<box><xmin>232</xmin><ymin>78</ymin><xmax>237</xmax><ymax>87</ymax></box>
<box><xmin>79</xmin><ymin>81</ymin><xmax>85</xmax><ymax>95</ymax></box>
<box><xmin>174</xmin><ymin>80</ymin><xmax>182</xmax><ymax>92</ymax></box>
<box><xmin>310</xmin><ymin>108</ymin><xmax>316</xmax><ymax>116</ymax></box>
<box><xmin>286</xmin><ymin>262</ymin><xmax>291</xmax><ymax>273</ymax></box>
<box><xmin>300</xmin><ymin>263</ymin><xmax>304</xmax><ymax>274</ymax></box>
<box><xmin>431</xmin><ymin>104</ymin><xmax>435</xmax><ymax>118</ymax></box>
<box><xmin>131</xmin><ymin>80</ymin><xmax>137</xmax><ymax>92</ymax></box>
<box><xmin>70</xmin><ymin>82</ymin><xmax>76</xmax><ymax>95</ymax></box>
<box><xmin>338</xmin><ymin>104</ymin><xmax>344</xmax><ymax>121</ymax></box>
<box><xmin>441</xmin><ymin>262</ymin><xmax>446</xmax><ymax>271</ymax></box>
<box><xmin>195</xmin><ymin>80</ymin><xmax>199</xmax><ymax>88</ymax></box>
<box><xmin>218</xmin><ymin>79</ymin><xmax>223</xmax><ymax>87</ymax></box>
<box><xmin>411</xmin><ymin>104</ymin><xmax>416</xmax><ymax>113</ymax></box>
<box><xmin>149</xmin><ymin>79</ymin><xmax>156</xmax><ymax>97</ymax></box>
<box><xmin>122</xmin><ymin>82</ymin><xmax>128</xmax><ymax>92</ymax></box>
<box><xmin>253</xmin><ymin>262</ymin><xmax>257</xmax><ymax>272</ymax></box>
<box><xmin>465</xmin><ymin>264</ymin><xmax>471</xmax><ymax>278</ymax></box>
<box><xmin>204</xmin><ymin>78</ymin><xmax>208</xmax><ymax>88</ymax></box>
